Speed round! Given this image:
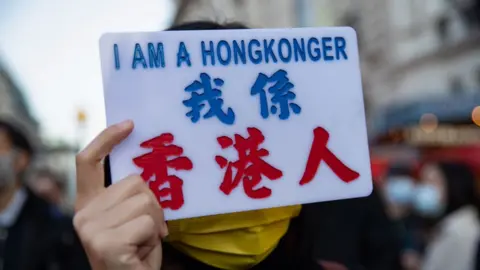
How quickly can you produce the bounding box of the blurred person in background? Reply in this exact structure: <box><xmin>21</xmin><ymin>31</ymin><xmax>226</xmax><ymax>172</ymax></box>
<box><xmin>382</xmin><ymin>165</ymin><xmax>422</xmax><ymax>270</ymax></box>
<box><xmin>29</xmin><ymin>167</ymin><xmax>68</xmax><ymax>210</ymax></box>
<box><xmin>413</xmin><ymin>161</ymin><xmax>480</xmax><ymax>270</ymax></box>
<box><xmin>0</xmin><ymin>118</ymin><xmax>89</xmax><ymax>270</ymax></box>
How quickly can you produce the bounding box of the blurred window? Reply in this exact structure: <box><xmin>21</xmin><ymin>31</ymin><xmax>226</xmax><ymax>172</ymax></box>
<box><xmin>436</xmin><ymin>15</ymin><xmax>451</xmax><ymax>43</ymax></box>
<box><xmin>449</xmin><ymin>76</ymin><xmax>464</xmax><ymax>94</ymax></box>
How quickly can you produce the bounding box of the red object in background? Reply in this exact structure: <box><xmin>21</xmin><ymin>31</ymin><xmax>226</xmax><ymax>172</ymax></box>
<box><xmin>370</xmin><ymin>144</ymin><xmax>480</xmax><ymax>182</ymax></box>
<box><xmin>421</xmin><ymin>145</ymin><xmax>480</xmax><ymax>176</ymax></box>
<box><xmin>369</xmin><ymin>145</ymin><xmax>421</xmax><ymax>184</ymax></box>
<box><xmin>215</xmin><ymin>127</ymin><xmax>283</xmax><ymax>199</ymax></box>
<box><xmin>299</xmin><ymin>127</ymin><xmax>360</xmax><ymax>186</ymax></box>
<box><xmin>133</xmin><ymin>133</ymin><xmax>193</xmax><ymax>210</ymax></box>
<box><xmin>371</xmin><ymin>158</ymin><xmax>390</xmax><ymax>183</ymax></box>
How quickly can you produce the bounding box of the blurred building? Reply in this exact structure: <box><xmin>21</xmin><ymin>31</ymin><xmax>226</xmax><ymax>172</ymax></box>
<box><xmin>36</xmin><ymin>142</ymin><xmax>78</xmax><ymax>206</ymax></box>
<box><xmin>385</xmin><ymin>0</ymin><xmax>480</xmax><ymax>103</ymax></box>
<box><xmin>307</xmin><ymin>0</ymin><xmax>480</xmax><ymax>116</ymax></box>
<box><xmin>35</xmin><ymin>109</ymin><xmax>86</xmax><ymax>205</ymax></box>
<box><xmin>0</xmin><ymin>59</ymin><xmax>77</xmax><ymax>203</ymax></box>
<box><xmin>0</xmin><ymin>60</ymin><xmax>39</xmax><ymax>136</ymax></box>
<box><xmin>172</xmin><ymin>0</ymin><xmax>298</xmax><ymax>28</ymax></box>
<box><xmin>296</xmin><ymin>1</ymin><xmax>480</xmax><ymax>146</ymax></box>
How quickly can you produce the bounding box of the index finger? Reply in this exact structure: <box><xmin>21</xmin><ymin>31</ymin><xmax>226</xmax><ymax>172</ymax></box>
<box><xmin>76</xmin><ymin>120</ymin><xmax>134</xmax><ymax>199</ymax></box>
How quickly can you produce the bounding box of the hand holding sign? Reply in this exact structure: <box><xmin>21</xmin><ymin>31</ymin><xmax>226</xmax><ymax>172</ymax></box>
<box><xmin>73</xmin><ymin>121</ymin><xmax>167</xmax><ymax>270</ymax></box>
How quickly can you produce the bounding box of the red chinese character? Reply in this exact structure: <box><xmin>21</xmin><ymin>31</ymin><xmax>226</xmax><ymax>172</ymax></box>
<box><xmin>133</xmin><ymin>133</ymin><xmax>193</xmax><ymax>210</ymax></box>
<box><xmin>215</xmin><ymin>127</ymin><xmax>283</xmax><ymax>199</ymax></box>
<box><xmin>300</xmin><ymin>127</ymin><xmax>360</xmax><ymax>186</ymax></box>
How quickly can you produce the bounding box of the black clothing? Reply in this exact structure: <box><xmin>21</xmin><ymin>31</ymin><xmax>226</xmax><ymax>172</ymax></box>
<box><xmin>392</xmin><ymin>214</ymin><xmax>424</xmax><ymax>255</ymax></box>
<box><xmin>435</xmin><ymin>162</ymin><xmax>478</xmax><ymax>217</ymax></box>
<box><xmin>161</xmin><ymin>189</ymin><xmax>401</xmax><ymax>270</ymax></box>
<box><xmin>304</xmin><ymin>189</ymin><xmax>402</xmax><ymax>270</ymax></box>
<box><xmin>0</xmin><ymin>190</ymin><xmax>90</xmax><ymax>270</ymax></box>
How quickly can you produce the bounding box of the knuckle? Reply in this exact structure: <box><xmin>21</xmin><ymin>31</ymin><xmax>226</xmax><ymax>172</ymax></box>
<box><xmin>132</xmin><ymin>175</ymin><xmax>146</xmax><ymax>187</ymax></box>
<box><xmin>79</xmin><ymin>222</ymin><xmax>96</xmax><ymax>245</ymax></box>
<box><xmin>76</xmin><ymin>151</ymin><xmax>90</xmax><ymax>165</ymax></box>
<box><xmin>117</xmin><ymin>254</ymin><xmax>132</xmax><ymax>265</ymax></box>
<box><xmin>73</xmin><ymin>212</ymin><xmax>101</xmax><ymax>248</ymax></box>
<box><xmin>73</xmin><ymin>211</ymin><xmax>87</xmax><ymax>233</ymax></box>
<box><xmin>115</xmin><ymin>175</ymin><xmax>143</xmax><ymax>194</ymax></box>
<box><xmin>150</xmin><ymin>195</ymin><xmax>161</xmax><ymax>210</ymax></box>
<box><xmin>125</xmin><ymin>174</ymin><xmax>145</xmax><ymax>188</ymax></box>
<box><xmin>136</xmin><ymin>193</ymin><xmax>152</xmax><ymax>209</ymax></box>
<box><xmin>124</xmin><ymin>215</ymin><xmax>156</xmax><ymax>244</ymax></box>
<box><xmin>141</xmin><ymin>215</ymin><xmax>156</xmax><ymax>232</ymax></box>
<box><xmin>90</xmin><ymin>234</ymin><xmax>110</xmax><ymax>258</ymax></box>
<box><xmin>141</xmin><ymin>191</ymin><xmax>159</xmax><ymax>211</ymax></box>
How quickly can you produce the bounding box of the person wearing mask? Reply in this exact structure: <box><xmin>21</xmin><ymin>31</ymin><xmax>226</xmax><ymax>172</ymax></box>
<box><xmin>383</xmin><ymin>166</ymin><xmax>415</xmax><ymax>219</ymax></box>
<box><xmin>382</xmin><ymin>166</ymin><xmax>422</xmax><ymax>270</ymax></box>
<box><xmin>413</xmin><ymin>161</ymin><xmax>480</xmax><ymax>270</ymax></box>
<box><xmin>0</xmin><ymin>117</ymin><xmax>89</xmax><ymax>270</ymax></box>
<box><xmin>75</xmin><ymin>19</ymin><xmax>401</xmax><ymax>268</ymax></box>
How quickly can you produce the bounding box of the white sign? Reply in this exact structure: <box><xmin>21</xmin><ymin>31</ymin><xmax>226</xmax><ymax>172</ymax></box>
<box><xmin>99</xmin><ymin>27</ymin><xmax>372</xmax><ymax>220</ymax></box>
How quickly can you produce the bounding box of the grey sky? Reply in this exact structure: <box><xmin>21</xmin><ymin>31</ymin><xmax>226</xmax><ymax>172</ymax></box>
<box><xmin>0</xmin><ymin>0</ymin><xmax>173</xmax><ymax>146</ymax></box>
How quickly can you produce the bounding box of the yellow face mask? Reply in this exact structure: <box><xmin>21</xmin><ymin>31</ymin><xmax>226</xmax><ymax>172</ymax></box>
<box><xmin>166</xmin><ymin>205</ymin><xmax>301</xmax><ymax>270</ymax></box>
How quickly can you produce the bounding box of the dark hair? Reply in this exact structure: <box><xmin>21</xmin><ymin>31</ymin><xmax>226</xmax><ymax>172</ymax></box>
<box><xmin>386</xmin><ymin>164</ymin><xmax>413</xmax><ymax>178</ymax></box>
<box><xmin>167</xmin><ymin>20</ymin><xmax>248</xmax><ymax>31</ymax></box>
<box><xmin>436</xmin><ymin>161</ymin><xmax>479</xmax><ymax>215</ymax></box>
<box><xmin>0</xmin><ymin>120</ymin><xmax>34</xmax><ymax>155</ymax></box>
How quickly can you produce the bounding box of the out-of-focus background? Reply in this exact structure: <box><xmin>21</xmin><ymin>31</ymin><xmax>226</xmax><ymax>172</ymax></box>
<box><xmin>0</xmin><ymin>1</ymin><xmax>480</xmax><ymax>269</ymax></box>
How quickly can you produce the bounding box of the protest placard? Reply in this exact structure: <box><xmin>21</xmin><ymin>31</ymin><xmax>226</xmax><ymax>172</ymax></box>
<box><xmin>99</xmin><ymin>27</ymin><xmax>372</xmax><ymax>220</ymax></box>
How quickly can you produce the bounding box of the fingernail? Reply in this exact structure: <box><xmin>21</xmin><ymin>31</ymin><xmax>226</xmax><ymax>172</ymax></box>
<box><xmin>117</xmin><ymin>120</ymin><xmax>133</xmax><ymax>129</ymax></box>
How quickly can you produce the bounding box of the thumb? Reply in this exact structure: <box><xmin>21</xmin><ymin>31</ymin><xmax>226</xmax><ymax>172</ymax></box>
<box><xmin>75</xmin><ymin>120</ymin><xmax>134</xmax><ymax>210</ymax></box>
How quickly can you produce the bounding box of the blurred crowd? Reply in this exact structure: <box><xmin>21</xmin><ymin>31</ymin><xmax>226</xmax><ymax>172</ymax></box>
<box><xmin>378</xmin><ymin>161</ymin><xmax>480</xmax><ymax>270</ymax></box>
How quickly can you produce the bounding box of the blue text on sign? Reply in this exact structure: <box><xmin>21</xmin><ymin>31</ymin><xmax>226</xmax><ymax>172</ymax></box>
<box><xmin>113</xmin><ymin>36</ymin><xmax>349</xmax><ymax>70</ymax></box>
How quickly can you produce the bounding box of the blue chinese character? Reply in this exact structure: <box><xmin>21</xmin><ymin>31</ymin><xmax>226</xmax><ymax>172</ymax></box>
<box><xmin>183</xmin><ymin>73</ymin><xmax>235</xmax><ymax>125</ymax></box>
<box><xmin>251</xmin><ymin>69</ymin><xmax>301</xmax><ymax>120</ymax></box>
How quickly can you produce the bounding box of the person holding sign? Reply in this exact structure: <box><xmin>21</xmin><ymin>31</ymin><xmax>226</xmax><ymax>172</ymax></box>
<box><xmin>74</xmin><ymin>21</ymin><xmax>401</xmax><ymax>270</ymax></box>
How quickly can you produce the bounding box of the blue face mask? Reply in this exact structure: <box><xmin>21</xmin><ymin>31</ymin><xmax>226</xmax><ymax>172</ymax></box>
<box><xmin>413</xmin><ymin>184</ymin><xmax>445</xmax><ymax>217</ymax></box>
<box><xmin>385</xmin><ymin>177</ymin><xmax>414</xmax><ymax>205</ymax></box>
